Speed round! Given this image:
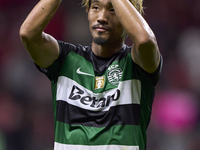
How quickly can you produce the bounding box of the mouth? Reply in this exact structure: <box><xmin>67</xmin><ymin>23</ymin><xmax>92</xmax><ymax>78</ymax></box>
<box><xmin>92</xmin><ymin>24</ymin><xmax>110</xmax><ymax>32</ymax></box>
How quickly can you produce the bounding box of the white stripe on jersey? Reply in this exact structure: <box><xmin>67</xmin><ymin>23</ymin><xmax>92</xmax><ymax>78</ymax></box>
<box><xmin>54</xmin><ymin>142</ymin><xmax>139</xmax><ymax>150</ymax></box>
<box><xmin>56</xmin><ymin>76</ymin><xmax>141</xmax><ymax>111</ymax></box>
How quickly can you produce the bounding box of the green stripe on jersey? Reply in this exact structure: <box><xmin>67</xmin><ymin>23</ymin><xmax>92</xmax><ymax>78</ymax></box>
<box><xmin>55</xmin><ymin>121</ymin><xmax>144</xmax><ymax>147</ymax></box>
<box><xmin>59</xmin><ymin>51</ymin><xmax>95</xmax><ymax>91</ymax></box>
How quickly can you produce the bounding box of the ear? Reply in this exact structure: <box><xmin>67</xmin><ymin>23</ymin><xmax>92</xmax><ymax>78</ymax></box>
<box><xmin>86</xmin><ymin>7</ymin><xmax>89</xmax><ymax>12</ymax></box>
<box><xmin>87</xmin><ymin>10</ymin><xmax>89</xmax><ymax>20</ymax></box>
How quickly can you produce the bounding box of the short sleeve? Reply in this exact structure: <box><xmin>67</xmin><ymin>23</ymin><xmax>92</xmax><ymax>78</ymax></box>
<box><xmin>35</xmin><ymin>40</ymin><xmax>76</xmax><ymax>81</ymax></box>
<box><xmin>134</xmin><ymin>54</ymin><xmax>163</xmax><ymax>86</ymax></box>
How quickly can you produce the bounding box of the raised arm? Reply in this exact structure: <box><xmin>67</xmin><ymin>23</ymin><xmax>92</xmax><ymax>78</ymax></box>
<box><xmin>110</xmin><ymin>0</ymin><xmax>160</xmax><ymax>73</ymax></box>
<box><xmin>19</xmin><ymin>0</ymin><xmax>62</xmax><ymax>68</ymax></box>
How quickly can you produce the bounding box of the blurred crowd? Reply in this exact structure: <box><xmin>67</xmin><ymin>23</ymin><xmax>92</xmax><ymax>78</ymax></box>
<box><xmin>0</xmin><ymin>0</ymin><xmax>200</xmax><ymax>150</ymax></box>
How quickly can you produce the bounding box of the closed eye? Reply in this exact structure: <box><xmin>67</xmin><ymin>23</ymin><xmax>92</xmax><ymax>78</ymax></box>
<box><xmin>92</xmin><ymin>5</ymin><xmax>99</xmax><ymax>10</ymax></box>
<box><xmin>110</xmin><ymin>8</ymin><xmax>115</xmax><ymax>12</ymax></box>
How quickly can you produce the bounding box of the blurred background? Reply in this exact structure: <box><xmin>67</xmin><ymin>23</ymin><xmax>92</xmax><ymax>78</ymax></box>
<box><xmin>0</xmin><ymin>0</ymin><xmax>200</xmax><ymax>149</ymax></box>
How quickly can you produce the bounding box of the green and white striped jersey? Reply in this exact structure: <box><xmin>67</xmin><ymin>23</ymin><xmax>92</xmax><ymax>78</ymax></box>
<box><xmin>37</xmin><ymin>41</ymin><xmax>162</xmax><ymax>150</ymax></box>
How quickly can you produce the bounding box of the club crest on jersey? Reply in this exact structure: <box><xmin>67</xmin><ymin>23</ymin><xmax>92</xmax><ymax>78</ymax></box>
<box><xmin>95</xmin><ymin>76</ymin><xmax>105</xmax><ymax>90</ymax></box>
<box><xmin>107</xmin><ymin>65</ymin><xmax>123</xmax><ymax>86</ymax></box>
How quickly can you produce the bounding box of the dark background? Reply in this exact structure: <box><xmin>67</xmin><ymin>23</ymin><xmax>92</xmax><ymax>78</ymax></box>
<box><xmin>0</xmin><ymin>0</ymin><xmax>200</xmax><ymax>149</ymax></box>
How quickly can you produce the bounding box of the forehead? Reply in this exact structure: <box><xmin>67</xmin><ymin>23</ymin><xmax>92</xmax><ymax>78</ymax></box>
<box><xmin>91</xmin><ymin>0</ymin><xmax>112</xmax><ymax>5</ymax></box>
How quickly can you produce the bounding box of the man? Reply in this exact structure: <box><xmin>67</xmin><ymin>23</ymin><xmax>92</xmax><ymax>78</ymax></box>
<box><xmin>19</xmin><ymin>0</ymin><xmax>162</xmax><ymax>149</ymax></box>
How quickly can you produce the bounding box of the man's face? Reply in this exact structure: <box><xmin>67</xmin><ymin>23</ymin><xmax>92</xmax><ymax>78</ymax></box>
<box><xmin>88</xmin><ymin>0</ymin><xmax>126</xmax><ymax>45</ymax></box>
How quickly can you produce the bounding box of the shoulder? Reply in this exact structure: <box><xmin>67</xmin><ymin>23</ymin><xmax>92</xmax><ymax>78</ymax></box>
<box><xmin>121</xmin><ymin>44</ymin><xmax>162</xmax><ymax>86</ymax></box>
<box><xmin>122</xmin><ymin>44</ymin><xmax>132</xmax><ymax>54</ymax></box>
<box><xmin>113</xmin><ymin>45</ymin><xmax>132</xmax><ymax>61</ymax></box>
<box><xmin>57</xmin><ymin>40</ymin><xmax>89</xmax><ymax>52</ymax></box>
<box><xmin>57</xmin><ymin>40</ymin><xmax>91</xmax><ymax>60</ymax></box>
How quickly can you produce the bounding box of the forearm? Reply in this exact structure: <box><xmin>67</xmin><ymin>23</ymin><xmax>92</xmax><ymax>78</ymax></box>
<box><xmin>20</xmin><ymin>0</ymin><xmax>62</xmax><ymax>40</ymax></box>
<box><xmin>110</xmin><ymin>0</ymin><xmax>155</xmax><ymax>43</ymax></box>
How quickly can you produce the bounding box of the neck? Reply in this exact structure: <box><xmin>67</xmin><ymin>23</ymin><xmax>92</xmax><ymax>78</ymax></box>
<box><xmin>91</xmin><ymin>41</ymin><xmax>124</xmax><ymax>57</ymax></box>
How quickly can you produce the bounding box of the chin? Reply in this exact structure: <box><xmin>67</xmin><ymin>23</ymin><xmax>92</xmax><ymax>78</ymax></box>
<box><xmin>93</xmin><ymin>37</ymin><xmax>108</xmax><ymax>45</ymax></box>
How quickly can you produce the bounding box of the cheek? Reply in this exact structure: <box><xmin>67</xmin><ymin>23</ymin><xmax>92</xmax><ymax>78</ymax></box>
<box><xmin>88</xmin><ymin>17</ymin><xmax>94</xmax><ymax>32</ymax></box>
<box><xmin>88</xmin><ymin>11</ymin><xmax>96</xmax><ymax>24</ymax></box>
<box><xmin>88</xmin><ymin>15</ymin><xmax>92</xmax><ymax>26</ymax></box>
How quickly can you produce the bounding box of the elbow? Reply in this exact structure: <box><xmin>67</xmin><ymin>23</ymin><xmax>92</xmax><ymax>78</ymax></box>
<box><xmin>19</xmin><ymin>26</ymin><xmax>31</xmax><ymax>49</ymax></box>
<box><xmin>129</xmin><ymin>28</ymin><xmax>157</xmax><ymax>50</ymax></box>
<box><xmin>19</xmin><ymin>24</ymin><xmax>32</xmax><ymax>42</ymax></box>
<box><xmin>19</xmin><ymin>29</ymin><xmax>27</xmax><ymax>42</ymax></box>
<box><xmin>136</xmin><ymin>31</ymin><xmax>157</xmax><ymax>51</ymax></box>
<box><xmin>19</xmin><ymin>24</ymin><xmax>41</xmax><ymax>42</ymax></box>
<box><xmin>138</xmin><ymin>29</ymin><xmax>156</xmax><ymax>45</ymax></box>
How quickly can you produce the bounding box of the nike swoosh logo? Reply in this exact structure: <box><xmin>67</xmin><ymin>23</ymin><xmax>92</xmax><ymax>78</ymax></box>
<box><xmin>76</xmin><ymin>67</ymin><xmax>94</xmax><ymax>76</ymax></box>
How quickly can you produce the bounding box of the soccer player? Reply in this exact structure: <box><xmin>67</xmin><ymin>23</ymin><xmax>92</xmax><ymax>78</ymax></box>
<box><xmin>19</xmin><ymin>0</ymin><xmax>162</xmax><ymax>149</ymax></box>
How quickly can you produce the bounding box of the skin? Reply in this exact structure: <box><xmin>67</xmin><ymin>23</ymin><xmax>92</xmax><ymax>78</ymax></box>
<box><xmin>88</xmin><ymin>0</ymin><xmax>126</xmax><ymax>57</ymax></box>
<box><xmin>19</xmin><ymin>0</ymin><xmax>160</xmax><ymax>73</ymax></box>
<box><xmin>19</xmin><ymin>0</ymin><xmax>61</xmax><ymax>68</ymax></box>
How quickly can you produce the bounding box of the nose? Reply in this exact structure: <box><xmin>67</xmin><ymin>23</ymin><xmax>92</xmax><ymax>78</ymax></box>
<box><xmin>97</xmin><ymin>10</ymin><xmax>108</xmax><ymax>24</ymax></box>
